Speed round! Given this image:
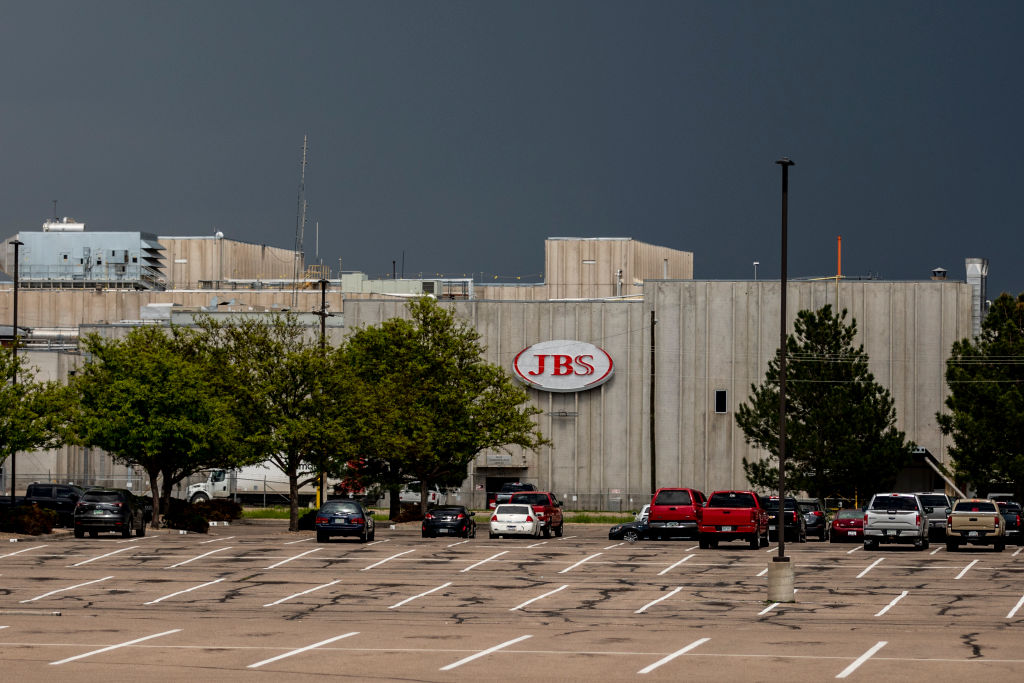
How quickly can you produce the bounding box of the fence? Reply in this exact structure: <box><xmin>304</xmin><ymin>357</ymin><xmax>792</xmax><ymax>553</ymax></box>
<box><xmin>0</xmin><ymin>471</ymin><xmax>149</xmax><ymax>497</ymax></box>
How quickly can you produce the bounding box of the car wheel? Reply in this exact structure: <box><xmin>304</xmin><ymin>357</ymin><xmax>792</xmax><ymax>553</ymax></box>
<box><xmin>748</xmin><ymin>533</ymin><xmax>759</xmax><ymax>550</ymax></box>
<box><xmin>710</xmin><ymin>539</ymin><xmax>719</xmax><ymax>549</ymax></box>
<box><xmin>864</xmin><ymin>539</ymin><xmax>878</xmax><ymax>550</ymax></box>
<box><xmin>995</xmin><ymin>541</ymin><xmax>1006</xmax><ymax>552</ymax></box>
<box><xmin>624</xmin><ymin>530</ymin><xmax>640</xmax><ymax>544</ymax></box>
<box><xmin>542</xmin><ymin>524</ymin><xmax>552</xmax><ymax>539</ymax></box>
<box><xmin>421</xmin><ymin>531</ymin><xmax>429</xmax><ymax>538</ymax></box>
<box><xmin>89</xmin><ymin>530</ymin><xmax>98</xmax><ymax>538</ymax></box>
<box><xmin>489</xmin><ymin>532</ymin><xmax>497</xmax><ymax>539</ymax></box>
<box><xmin>913</xmin><ymin>537</ymin><xmax>925</xmax><ymax>550</ymax></box>
<box><xmin>121</xmin><ymin>525</ymin><xmax>132</xmax><ymax>538</ymax></box>
<box><xmin>698</xmin><ymin>534</ymin><xmax>709</xmax><ymax>549</ymax></box>
<box><xmin>189</xmin><ymin>492</ymin><xmax>209</xmax><ymax>504</ymax></box>
<box><xmin>760</xmin><ymin>533</ymin><xmax>770</xmax><ymax>548</ymax></box>
<box><xmin>137</xmin><ymin>521</ymin><xmax>146</xmax><ymax>537</ymax></box>
<box><xmin>368</xmin><ymin>528</ymin><xmax>375</xmax><ymax>542</ymax></box>
<box><xmin>946</xmin><ymin>540</ymin><xmax>958</xmax><ymax>552</ymax></box>
<box><xmin>554</xmin><ymin>523</ymin><xmax>564</xmax><ymax>538</ymax></box>
<box><xmin>317</xmin><ymin>531</ymin><xmax>328</xmax><ymax>543</ymax></box>
<box><xmin>359</xmin><ymin>528</ymin><xmax>368</xmax><ymax>543</ymax></box>
<box><xmin>74</xmin><ymin>528</ymin><xmax>84</xmax><ymax>538</ymax></box>
<box><xmin>469</xmin><ymin>525</ymin><xmax>476</xmax><ymax>539</ymax></box>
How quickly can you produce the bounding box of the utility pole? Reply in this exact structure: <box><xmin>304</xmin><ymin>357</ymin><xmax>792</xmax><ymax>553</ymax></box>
<box><xmin>291</xmin><ymin>136</ymin><xmax>308</xmax><ymax>308</ymax></box>
<box><xmin>314</xmin><ymin>278</ymin><xmax>331</xmax><ymax>506</ymax></box>
<box><xmin>9</xmin><ymin>239</ymin><xmax>23</xmax><ymax>504</ymax></box>
<box><xmin>649</xmin><ymin>309</ymin><xmax>657</xmax><ymax>496</ymax></box>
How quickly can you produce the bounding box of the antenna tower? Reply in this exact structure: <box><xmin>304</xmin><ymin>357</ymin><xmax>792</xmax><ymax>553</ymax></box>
<box><xmin>291</xmin><ymin>135</ymin><xmax>309</xmax><ymax>307</ymax></box>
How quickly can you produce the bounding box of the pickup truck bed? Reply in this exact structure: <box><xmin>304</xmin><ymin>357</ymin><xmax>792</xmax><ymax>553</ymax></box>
<box><xmin>697</xmin><ymin>490</ymin><xmax>768</xmax><ymax>549</ymax></box>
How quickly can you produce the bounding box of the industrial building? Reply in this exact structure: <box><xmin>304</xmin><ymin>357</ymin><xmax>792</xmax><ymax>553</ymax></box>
<box><xmin>0</xmin><ymin>223</ymin><xmax>982</xmax><ymax>508</ymax></box>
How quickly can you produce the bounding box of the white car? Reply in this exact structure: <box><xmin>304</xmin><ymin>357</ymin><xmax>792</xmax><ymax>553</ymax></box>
<box><xmin>489</xmin><ymin>504</ymin><xmax>542</xmax><ymax>539</ymax></box>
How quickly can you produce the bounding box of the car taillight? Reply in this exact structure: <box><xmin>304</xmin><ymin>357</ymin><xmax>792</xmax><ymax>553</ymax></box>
<box><xmin>1016</xmin><ymin>515</ymin><xmax>1021</xmax><ymax>527</ymax></box>
<box><xmin>995</xmin><ymin>516</ymin><xmax>1001</xmax><ymax>528</ymax></box>
<box><xmin>813</xmin><ymin>511</ymin><xmax>823</xmax><ymax>517</ymax></box>
<box><xmin>915</xmin><ymin>514</ymin><xmax>920</xmax><ymax>526</ymax></box>
<box><xmin>526</xmin><ymin>515</ymin><xmax>534</xmax><ymax>522</ymax></box>
<box><xmin>350</xmin><ymin>517</ymin><xmax>364</xmax><ymax>524</ymax></box>
<box><xmin>424</xmin><ymin>513</ymin><xmax>434</xmax><ymax>519</ymax></box>
<box><xmin>491</xmin><ymin>515</ymin><xmax>498</xmax><ymax>522</ymax></box>
<box><xmin>315</xmin><ymin>516</ymin><xmax>328</xmax><ymax>524</ymax></box>
<box><xmin>948</xmin><ymin>515</ymin><xmax>953</xmax><ymax>526</ymax></box>
<box><xmin>865</xmin><ymin>513</ymin><xmax>869</xmax><ymax>524</ymax></box>
<box><xmin>114</xmin><ymin>502</ymin><xmax>123</xmax><ymax>508</ymax></box>
<box><xmin>456</xmin><ymin>513</ymin><xmax>465</xmax><ymax>519</ymax></box>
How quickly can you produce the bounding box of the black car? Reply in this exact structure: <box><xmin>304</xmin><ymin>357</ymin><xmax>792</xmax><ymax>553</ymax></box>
<box><xmin>422</xmin><ymin>506</ymin><xmax>476</xmax><ymax>538</ymax></box>
<box><xmin>73</xmin><ymin>488</ymin><xmax>146</xmax><ymax>538</ymax></box>
<box><xmin>798</xmin><ymin>498</ymin><xmax>829</xmax><ymax>541</ymax></box>
<box><xmin>998</xmin><ymin>501</ymin><xmax>1023</xmax><ymax>546</ymax></box>
<box><xmin>24</xmin><ymin>483</ymin><xmax>85</xmax><ymax>527</ymax></box>
<box><xmin>765</xmin><ymin>496</ymin><xmax>807</xmax><ymax>542</ymax></box>
<box><xmin>315</xmin><ymin>499</ymin><xmax>375</xmax><ymax>543</ymax></box>
<box><xmin>608</xmin><ymin>519</ymin><xmax>653</xmax><ymax>543</ymax></box>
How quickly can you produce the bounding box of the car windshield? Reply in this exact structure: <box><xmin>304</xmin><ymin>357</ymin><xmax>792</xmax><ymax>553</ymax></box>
<box><xmin>322</xmin><ymin>503</ymin><xmax>361</xmax><ymax>514</ymax></box>
<box><xmin>917</xmin><ymin>495</ymin><xmax>948</xmax><ymax>507</ymax></box>
<box><xmin>496</xmin><ymin>505</ymin><xmax>531</xmax><ymax>515</ymax></box>
<box><xmin>708</xmin><ymin>492</ymin><xmax>755</xmax><ymax>508</ymax></box>
<box><xmin>955</xmin><ymin>502</ymin><xmax>997</xmax><ymax>513</ymax></box>
<box><xmin>836</xmin><ymin>509</ymin><xmax>862</xmax><ymax>519</ymax></box>
<box><xmin>511</xmin><ymin>493</ymin><xmax>549</xmax><ymax>505</ymax></box>
<box><xmin>871</xmin><ymin>496</ymin><xmax>918</xmax><ymax>511</ymax></box>
<box><xmin>433</xmin><ymin>508</ymin><xmax>465</xmax><ymax>516</ymax></box>
<box><xmin>767</xmin><ymin>498</ymin><xmax>798</xmax><ymax>510</ymax></box>
<box><xmin>798</xmin><ymin>502</ymin><xmax>821</xmax><ymax>513</ymax></box>
<box><xmin>83</xmin><ymin>491</ymin><xmax>124</xmax><ymax>503</ymax></box>
<box><xmin>654</xmin><ymin>490</ymin><xmax>692</xmax><ymax>505</ymax></box>
<box><xmin>999</xmin><ymin>503</ymin><xmax>1021</xmax><ymax>513</ymax></box>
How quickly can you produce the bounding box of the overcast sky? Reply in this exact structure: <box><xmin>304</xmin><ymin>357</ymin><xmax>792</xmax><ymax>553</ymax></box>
<box><xmin>3</xmin><ymin>2</ymin><xmax>1022</xmax><ymax>296</ymax></box>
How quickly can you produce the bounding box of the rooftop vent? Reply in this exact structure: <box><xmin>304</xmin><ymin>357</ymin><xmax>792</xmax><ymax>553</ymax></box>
<box><xmin>930</xmin><ymin>267</ymin><xmax>947</xmax><ymax>281</ymax></box>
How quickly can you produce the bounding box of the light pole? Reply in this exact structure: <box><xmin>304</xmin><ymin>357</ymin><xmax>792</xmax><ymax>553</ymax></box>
<box><xmin>753</xmin><ymin>261</ymin><xmax>759</xmax><ymax>280</ymax></box>
<box><xmin>768</xmin><ymin>158</ymin><xmax>795</xmax><ymax>603</ymax></box>
<box><xmin>9</xmin><ymin>239</ymin><xmax>23</xmax><ymax>504</ymax></box>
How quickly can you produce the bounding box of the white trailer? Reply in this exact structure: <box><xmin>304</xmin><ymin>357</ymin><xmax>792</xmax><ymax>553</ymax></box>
<box><xmin>186</xmin><ymin>464</ymin><xmax>323</xmax><ymax>506</ymax></box>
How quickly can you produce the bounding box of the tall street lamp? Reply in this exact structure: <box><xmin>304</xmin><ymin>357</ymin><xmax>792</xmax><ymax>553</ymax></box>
<box><xmin>9</xmin><ymin>239</ymin><xmax>23</xmax><ymax>504</ymax></box>
<box><xmin>768</xmin><ymin>159</ymin><xmax>795</xmax><ymax>603</ymax></box>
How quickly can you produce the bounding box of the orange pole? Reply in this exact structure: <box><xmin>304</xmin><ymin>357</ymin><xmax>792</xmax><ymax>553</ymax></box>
<box><xmin>837</xmin><ymin>235</ymin><xmax>842</xmax><ymax>278</ymax></box>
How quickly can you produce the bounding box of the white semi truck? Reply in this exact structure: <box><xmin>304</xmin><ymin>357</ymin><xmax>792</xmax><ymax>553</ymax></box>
<box><xmin>186</xmin><ymin>464</ymin><xmax>324</xmax><ymax>507</ymax></box>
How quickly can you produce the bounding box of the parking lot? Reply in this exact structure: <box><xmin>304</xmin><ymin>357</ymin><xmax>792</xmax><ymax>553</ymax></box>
<box><xmin>2</xmin><ymin>521</ymin><xmax>1024</xmax><ymax>681</ymax></box>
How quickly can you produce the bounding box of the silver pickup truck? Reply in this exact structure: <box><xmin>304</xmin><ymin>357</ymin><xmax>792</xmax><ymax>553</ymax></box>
<box><xmin>863</xmin><ymin>492</ymin><xmax>930</xmax><ymax>550</ymax></box>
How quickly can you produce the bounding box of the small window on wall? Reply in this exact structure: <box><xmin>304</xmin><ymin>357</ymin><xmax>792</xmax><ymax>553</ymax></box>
<box><xmin>714</xmin><ymin>390</ymin><xmax>728</xmax><ymax>414</ymax></box>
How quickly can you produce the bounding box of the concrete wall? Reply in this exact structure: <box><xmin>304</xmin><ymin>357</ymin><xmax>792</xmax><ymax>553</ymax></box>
<box><xmin>160</xmin><ymin>236</ymin><xmax>298</xmax><ymax>287</ymax></box>
<box><xmin>544</xmin><ymin>238</ymin><xmax>693</xmax><ymax>300</ymax></box>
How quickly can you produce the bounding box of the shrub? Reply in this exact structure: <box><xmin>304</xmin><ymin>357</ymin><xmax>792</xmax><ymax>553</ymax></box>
<box><xmin>1</xmin><ymin>504</ymin><xmax>57</xmax><ymax>535</ymax></box>
<box><xmin>393</xmin><ymin>502</ymin><xmax>424</xmax><ymax>523</ymax></box>
<box><xmin>165</xmin><ymin>510</ymin><xmax>209</xmax><ymax>534</ymax></box>
<box><xmin>298</xmin><ymin>509</ymin><xmax>318</xmax><ymax>530</ymax></box>
<box><xmin>192</xmin><ymin>499</ymin><xmax>242</xmax><ymax>522</ymax></box>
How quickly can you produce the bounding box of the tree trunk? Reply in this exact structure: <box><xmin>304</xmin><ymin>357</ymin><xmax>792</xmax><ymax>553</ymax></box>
<box><xmin>420</xmin><ymin>480</ymin><xmax>429</xmax><ymax>518</ymax></box>
<box><xmin>147</xmin><ymin>468</ymin><xmax>162</xmax><ymax>529</ymax></box>
<box><xmin>159</xmin><ymin>477</ymin><xmax>177</xmax><ymax>531</ymax></box>
<box><xmin>389</xmin><ymin>488</ymin><xmax>400</xmax><ymax>520</ymax></box>
<box><xmin>288</xmin><ymin>471</ymin><xmax>300</xmax><ymax>532</ymax></box>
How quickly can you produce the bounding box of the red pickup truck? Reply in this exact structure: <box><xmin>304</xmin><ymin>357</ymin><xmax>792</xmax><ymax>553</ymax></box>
<box><xmin>508</xmin><ymin>491</ymin><xmax>564</xmax><ymax>538</ymax></box>
<box><xmin>697</xmin><ymin>490</ymin><xmax>770</xmax><ymax>549</ymax></box>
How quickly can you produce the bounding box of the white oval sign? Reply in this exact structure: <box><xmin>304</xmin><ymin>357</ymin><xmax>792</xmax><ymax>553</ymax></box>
<box><xmin>512</xmin><ymin>340</ymin><xmax>614</xmax><ymax>393</ymax></box>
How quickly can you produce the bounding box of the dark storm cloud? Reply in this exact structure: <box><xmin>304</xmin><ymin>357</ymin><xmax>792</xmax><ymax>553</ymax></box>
<box><xmin>3</xmin><ymin>1</ymin><xmax>1022</xmax><ymax>295</ymax></box>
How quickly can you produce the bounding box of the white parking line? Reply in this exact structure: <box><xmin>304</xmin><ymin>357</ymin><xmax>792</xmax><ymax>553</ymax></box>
<box><xmin>248</xmin><ymin>632</ymin><xmax>359</xmax><ymax>669</ymax></box>
<box><xmin>558</xmin><ymin>552</ymin><xmax>603</xmax><ymax>574</ymax></box>
<box><xmin>20</xmin><ymin>576</ymin><xmax>114</xmax><ymax>603</ymax></box>
<box><xmin>756</xmin><ymin>568</ymin><xmax>768</xmax><ymax>577</ymax></box>
<box><xmin>635</xmin><ymin>586</ymin><xmax>682</xmax><ymax>614</ymax></box>
<box><xmin>143</xmin><ymin>578</ymin><xmax>225</xmax><ymax>605</ymax></box>
<box><xmin>1013</xmin><ymin>546</ymin><xmax>1024</xmax><ymax>557</ymax></box>
<box><xmin>0</xmin><ymin>544</ymin><xmax>43</xmax><ymax>559</ymax></box>
<box><xmin>166</xmin><ymin>546</ymin><xmax>233</xmax><ymax>569</ymax></box>
<box><xmin>439</xmin><ymin>634</ymin><xmax>532</xmax><ymax>671</ymax></box>
<box><xmin>461</xmin><ymin>551</ymin><xmax>508</xmax><ymax>573</ymax></box>
<box><xmin>1006</xmin><ymin>594</ymin><xmax>1024</xmax><ymax>619</ymax></box>
<box><xmin>199</xmin><ymin>536</ymin><xmax>235</xmax><ymax>544</ymax></box>
<box><xmin>603</xmin><ymin>542</ymin><xmax>625</xmax><ymax>550</ymax></box>
<box><xmin>955</xmin><ymin>559</ymin><xmax>979</xmax><ymax>580</ymax></box>
<box><xmin>363</xmin><ymin>549</ymin><xmax>416</xmax><ymax>571</ymax></box>
<box><xmin>836</xmin><ymin>641</ymin><xmax>887</xmax><ymax>678</ymax></box>
<box><xmin>527</xmin><ymin>540</ymin><xmax>549</xmax><ymax>548</ymax></box>
<box><xmin>856</xmin><ymin>557</ymin><xmax>884</xmax><ymax>578</ymax></box>
<box><xmin>846</xmin><ymin>545</ymin><xmax>861</xmax><ymax>554</ymax></box>
<box><xmin>874</xmin><ymin>591</ymin><xmax>908</xmax><ymax>616</ymax></box>
<box><xmin>116</xmin><ymin>535</ymin><xmax>156</xmax><ymax>544</ymax></box>
<box><xmin>658</xmin><ymin>554</ymin><xmax>695</xmax><ymax>576</ymax></box>
<box><xmin>510</xmin><ymin>584</ymin><xmax>569</xmax><ymax>611</ymax></box>
<box><xmin>70</xmin><ymin>546</ymin><xmax>138</xmax><ymax>567</ymax></box>
<box><xmin>283</xmin><ymin>537</ymin><xmax>313</xmax><ymax>545</ymax></box>
<box><xmin>266</xmin><ymin>547</ymin><xmax>322</xmax><ymax>569</ymax></box>
<box><xmin>637</xmin><ymin>637</ymin><xmax>710</xmax><ymax>674</ymax></box>
<box><xmin>757</xmin><ymin>589</ymin><xmax>798</xmax><ymax>616</ymax></box>
<box><xmin>446</xmin><ymin>540</ymin><xmax>470</xmax><ymax>548</ymax></box>
<box><xmin>685</xmin><ymin>545</ymin><xmax>699</xmax><ymax>551</ymax></box>
<box><xmin>367</xmin><ymin>538</ymin><xmax>391</xmax><ymax>546</ymax></box>
<box><xmin>929</xmin><ymin>546</ymin><xmax>943</xmax><ymax>555</ymax></box>
<box><xmin>389</xmin><ymin>581</ymin><xmax>453</xmax><ymax>609</ymax></box>
<box><xmin>264</xmin><ymin>579</ymin><xmax>342</xmax><ymax>607</ymax></box>
<box><xmin>49</xmin><ymin>629</ymin><xmax>182</xmax><ymax>666</ymax></box>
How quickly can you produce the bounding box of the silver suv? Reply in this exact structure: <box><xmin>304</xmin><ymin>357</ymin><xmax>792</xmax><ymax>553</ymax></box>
<box><xmin>914</xmin><ymin>492</ymin><xmax>953</xmax><ymax>540</ymax></box>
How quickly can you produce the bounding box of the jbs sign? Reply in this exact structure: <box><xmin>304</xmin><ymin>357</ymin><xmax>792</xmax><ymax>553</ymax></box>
<box><xmin>512</xmin><ymin>340</ymin><xmax>614</xmax><ymax>393</ymax></box>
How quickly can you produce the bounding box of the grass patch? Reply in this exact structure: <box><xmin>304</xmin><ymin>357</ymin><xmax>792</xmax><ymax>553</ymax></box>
<box><xmin>242</xmin><ymin>507</ymin><xmax>292</xmax><ymax>519</ymax></box>
<box><xmin>566</xmin><ymin>513</ymin><xmax>634</xmax><ymax>524</ymax></box>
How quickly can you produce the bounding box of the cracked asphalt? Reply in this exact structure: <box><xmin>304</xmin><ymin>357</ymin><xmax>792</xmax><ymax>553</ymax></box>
<box><xmin>1</xmin><ymin>521</ymin><xmax>1023</xmax><ymax>681</ymax></box>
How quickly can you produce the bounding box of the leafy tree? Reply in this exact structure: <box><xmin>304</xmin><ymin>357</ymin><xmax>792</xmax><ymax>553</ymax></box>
<box><xmin>344</xmin><ymin>297</ymin><xmax>547</xmax><ymax>517</ymax></box>
<box><xmin>736</xmin><ymin>305</ymin><xmax>913</xmax><ymax>500</ymax></box>
<box><xmin>196</xmin><ymin>314</ymin><xmax>360</xmax><ymax>531</ymax></box>
<box><xmin>0</xmin><ymin>346</ymin><xmax>68</xmax><ymax>495</ymax></box>
<box><xmin>67</xmin><ymin>326</ymin><xmax>246</xmax><ymax>527</ymax></box>
<box><xmin>938</xmin><ymin>292</ymin><xmax>1024</xmax><ymax>500</ymax></box>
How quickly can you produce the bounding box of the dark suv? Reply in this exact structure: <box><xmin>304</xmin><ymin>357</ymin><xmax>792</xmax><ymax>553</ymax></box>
<box><xmin>73</xmin><ymin>488</ymin><xmax>146</xmax><ymax>538</ymax></box>
<box><xmin>25</xmin><ymin>483</ymin><xmax>85</xmax><ymax>527</ymax></box>
<box><xmin>765</xmin><ymin>496</ymin><xmax>807</xmax><ymax>542</ymax></box>
<box><xmin>798</xmin><ymin>498</ymin><xmax>829</xmax><ymax>541</ymax></box>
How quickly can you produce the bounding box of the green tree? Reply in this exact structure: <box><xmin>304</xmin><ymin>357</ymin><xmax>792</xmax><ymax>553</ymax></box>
<box><xmin>938</xmin><ymin>292</ymin><xmax>1024</xmax><ymax>500</ymax></box>
<box><xmin>0</xmin><ymin>347</ymin><xmax>68</xmax><ymax>495</ymax></box>
<box><xmin>67</xmin><ymin>326</ymin><xmax>246</xmax><ymax>527</ymax></box>
<box><xmin>196</xmin><ymin>314</ymin><xmax>359</xmax><ymax>531</ymax></box>
<box><xmin>736</xmin><ymin>305</ymin><xmax>913</xmax><ymax>500</ymax></box>
<box><xmin>344</xmin><ymin>297</ymin><xmax>547</xmax><ymax>517</ymax></box>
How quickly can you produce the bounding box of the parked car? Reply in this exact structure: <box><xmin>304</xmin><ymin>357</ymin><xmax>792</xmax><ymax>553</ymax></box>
<box><xmin>508</xmin><ymin>491</ymin><xmax>564</xmax><ymax>537</ymax></box>
<box><xmin>422</xmin><ymin>506</ymin><xmax>476</xmax><ymax>538</ymax></box>
<box><xmin>998</xmin><ymin>501</ymin><xmax>1023</xmax><ymax>546</ymax></box>
<box><xmin>73</xmin><ymin>488</ymin><xmax>146</xmax><ymax>538</ymax></box>
<box><xmin>608</xmin><ymin>519</ymin><xmax>652</xmax><ymax>543</ymax></box>
<box><xmin>647</xmin><ymin>487</ymin><xmax>706</xmax><ymax>540</ymax></box>
<box><xmin>798</xmin><ymin>498</ymin><xmax>829</xmax><ymax>541</ymax></box>
<box><xmin>830</xmin><ymin>508</ymin><xmax>865</xmax><ymax>542</ymax></box>
<box><xmin>488</xmin><ymin>482</ymin><xmax>537</xmax><ymax>509</ymax></box>
<box><xmin>946</xmin><ymin>498</ymin><xmax>1005</xmax><ymax>551</ymax></box>
<box><xmin>24</xmin><ymin>482</ymin><xmax>85</xmax><ymax>527</ymax></box>
<box><xmin>863</xmin><ymin>492</ymin><xmax>929</xmax><ymax>550</ymax></box>
<box><xmin>697</xmin><ymin>490</ymin><xmax>770</xmax><ymax>549</ymax></box>
<box><xmin>914</xmin><ymin>492</ymin><xmax>953</xmax><ymax>540</ymax></box>
<box><xmin>315</xmin><ymin>499</ymin><xmax>375</xmax><ymax>543</ymax></box>
<box><xmin>399</xmin><ymin>481</ymin><xmax>447</xmax><ymax>507</ymax></box>
<box><xmin>489</xmin><ymin>504</ymin><xmax>541</xmax><ymax>539</ymax></box>
<box><xmin>766</xmin><ymin>496</ymin><xmax>807</xmax><ymax>542</ymax></box>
